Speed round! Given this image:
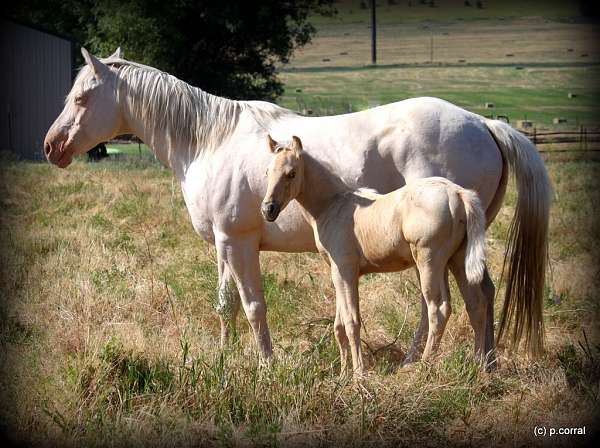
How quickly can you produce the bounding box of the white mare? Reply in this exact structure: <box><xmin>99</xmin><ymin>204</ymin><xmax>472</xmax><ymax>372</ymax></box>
<box><xmin>262</xmin><ymin>135</ymin><xmax>488</xmax><ymax>375</ymax></box>
<box><xmin>44</xmin><ymin>48</ymin><xmax>552</xmax><ymax>364</ymax></box>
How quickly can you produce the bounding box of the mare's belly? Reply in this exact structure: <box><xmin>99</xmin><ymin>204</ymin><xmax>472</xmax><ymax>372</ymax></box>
<box><xmin>259</xmin><ymin>201</ymin><xmax>317</xmax><ymax>253</ymax></box>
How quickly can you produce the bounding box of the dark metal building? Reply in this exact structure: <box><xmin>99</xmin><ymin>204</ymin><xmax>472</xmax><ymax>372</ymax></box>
<box><xmin>1</xmin><ymin>20</ymin><xmax>74</xmax><ymax>160</ymax></box>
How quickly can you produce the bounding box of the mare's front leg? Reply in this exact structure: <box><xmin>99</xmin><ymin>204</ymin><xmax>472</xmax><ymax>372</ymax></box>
<box><xmin>216</xmin><ymin>259</ymin><xmax>241</xmax><ymax>347</ymax></box>
<box><xmin>330</xmin><ymin>262</ymin><xmax>364</xmax><ymax>377</ymax></box>
<box><xmin>216</xmin><ymin>232</ymin><xmax>273</xmax><ymax>359</ymax></box>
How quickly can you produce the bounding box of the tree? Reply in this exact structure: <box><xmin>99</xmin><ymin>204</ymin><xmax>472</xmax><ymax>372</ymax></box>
<box><xmin>7</xmin><ymin>0</ymin><xmax>335</xmax><ymax>101</ymax></box>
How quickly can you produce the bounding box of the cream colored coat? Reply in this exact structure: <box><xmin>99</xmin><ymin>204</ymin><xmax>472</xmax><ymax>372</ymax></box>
<box><xmin>263</xmin><ymin>136</ymin><xmax>487</xmax><ymax>374</ymax></box>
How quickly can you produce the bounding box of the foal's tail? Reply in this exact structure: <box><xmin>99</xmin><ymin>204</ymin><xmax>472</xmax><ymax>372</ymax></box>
<box><xmin>457</xmin><ymin>188</ymin><xmax>486</xmax><ymax>285</ymax></box>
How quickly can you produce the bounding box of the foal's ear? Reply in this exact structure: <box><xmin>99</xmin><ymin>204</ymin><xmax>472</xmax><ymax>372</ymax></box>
<box><xmin>291</xmin><ymin>136</ymin><xmax>303</xmax><ymax>153</ymax></box>
<box><xmin>81</xmin><ymin>47</ymin><xmax>110</xmax><ymax>78</ymax></box>
<box><xmin>267</xmin><ymin>134</ymin><xmax>278</xmax><ymax>153</ymax></box>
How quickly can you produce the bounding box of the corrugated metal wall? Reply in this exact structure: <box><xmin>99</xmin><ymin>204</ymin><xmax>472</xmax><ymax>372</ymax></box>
<box><xmin>1</xmin><ymin>20</ymin><xmax>73</xmax><ymax>160</ymax></box>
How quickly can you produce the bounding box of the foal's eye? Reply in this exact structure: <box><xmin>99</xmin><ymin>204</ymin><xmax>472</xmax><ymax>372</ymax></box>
<box><xmin>287</xmin><ymin>171</ymin><xmax>296</xmax><ymax>179</ymax></box>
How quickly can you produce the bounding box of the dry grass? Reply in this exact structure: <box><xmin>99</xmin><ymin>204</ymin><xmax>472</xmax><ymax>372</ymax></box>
<box><xmin>288</xmin><ymin>17</ymin><xmax>600</xmax><ymax>68</ymax></box>
<box><xmin>0</xmin><ymin>154</ymin><xmax>599</xmax><ymax>447</ymax></box>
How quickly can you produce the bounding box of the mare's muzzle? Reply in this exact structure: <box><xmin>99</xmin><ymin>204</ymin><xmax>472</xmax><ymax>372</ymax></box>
<box><xmin>261</xmin><ymin>201</ymin><xmax>281</xmax><ymax>222</ymax></box>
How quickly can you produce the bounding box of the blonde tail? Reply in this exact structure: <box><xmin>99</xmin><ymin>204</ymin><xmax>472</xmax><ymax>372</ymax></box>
<box><xmin>484</xmin><ymin>119</ymin><xmax>552</xmax><ymax>357</ymax></box>
<box><xmin>458</xmin><ymin>189</ymin><xmax>487</xmax><ymax>285</ymax></box>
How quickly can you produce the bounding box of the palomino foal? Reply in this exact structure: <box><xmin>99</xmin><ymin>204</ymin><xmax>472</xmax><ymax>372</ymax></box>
<box><xmin>262</xmin><ymin>136</ymin><xmax>487</xmax><ymax>376</ymax></box>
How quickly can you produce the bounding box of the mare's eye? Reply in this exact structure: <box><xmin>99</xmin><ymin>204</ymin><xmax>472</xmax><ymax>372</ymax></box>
<box><xmin>74</xmin><ymin>95</ymin><xmax>85</xmax><ymax>105</ymax></box>
<box><xmin>287</xmin><ymin>171</ymin><xmax>296</xmax><ymax>179</ymax></box>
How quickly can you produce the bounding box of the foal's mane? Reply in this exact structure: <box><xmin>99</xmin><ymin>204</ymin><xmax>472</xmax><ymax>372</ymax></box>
<box><xmin>72</xmin><ymin>56</ymin><xmax>296</xmax><ymax>157</ymax></box>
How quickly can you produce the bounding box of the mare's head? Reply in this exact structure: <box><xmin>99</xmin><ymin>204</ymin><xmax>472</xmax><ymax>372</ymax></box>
<box><xmin>261</xmin><ymin>135</ymin><xmax>304</xmax><ymax>222</ymax></box>
<box><xmin>44</xmin><ymin>48</ymin><xmax>126</xmax><ymax>167</ymax></box>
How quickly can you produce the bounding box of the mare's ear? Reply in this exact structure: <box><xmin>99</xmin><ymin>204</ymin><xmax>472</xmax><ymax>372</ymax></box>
<box><xmin>267</xmin><ymin>134</ymin><xmax>278</xmax><ymax>153</ymax></box>
<box><xmin>109</xmin><ymin>47</ymin><xmax>123</xmax><ymax>59</ymax></box>
<box><xmin>81</xmin><ymin>47</ymin><xmax>110</xmax><ymax>78</ymax></box>
<box><xmin>291</xmin><ymin>136</ymin><xmax>303</xmax><ymax>153</ymax></box>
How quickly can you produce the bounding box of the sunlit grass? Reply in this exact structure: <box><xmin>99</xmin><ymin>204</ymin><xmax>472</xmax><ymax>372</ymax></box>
<box><xmin>0</xmin><ymin>155</ymin><xmax>598</xmax><ymax>446</ymax></box>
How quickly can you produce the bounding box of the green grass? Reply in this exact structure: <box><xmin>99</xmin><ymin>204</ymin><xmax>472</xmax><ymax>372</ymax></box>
<box><xmin>106</xmin><ymin>142</ymin><xmax>153</xmax><ymax>157</ymax></box>
<box><xmin>279</xmin><ymin>64</ymin><xmax>600</xmax><ymax>128</ymax></box>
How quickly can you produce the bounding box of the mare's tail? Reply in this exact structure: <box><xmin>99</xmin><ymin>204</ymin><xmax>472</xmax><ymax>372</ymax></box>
<box><xmin>484</xmin><ymin>119</ymin><xmax>552</xmax><ymax>356</ymax></box>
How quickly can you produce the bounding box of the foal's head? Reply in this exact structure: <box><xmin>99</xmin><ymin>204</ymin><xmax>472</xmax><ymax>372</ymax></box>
<box><xmin>261</xmin><ymin>135</ymin><xmax>304</xmax><ymax>222</ymax></box>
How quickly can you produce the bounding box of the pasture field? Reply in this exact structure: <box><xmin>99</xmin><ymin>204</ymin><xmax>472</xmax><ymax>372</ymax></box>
<box><xmin>0</xmin><ymin>152</ymin><xmax>598</xmax><ymax>446</ymax></box>
<box><xmin>277</xmin><ymin>1</ymin><xmax>600</xmax><ymax>128</ymax></box>
<box><xmin>279</xmin><ymin>64</ymin><xmax>600</xmax><ymax>129</ymax></box>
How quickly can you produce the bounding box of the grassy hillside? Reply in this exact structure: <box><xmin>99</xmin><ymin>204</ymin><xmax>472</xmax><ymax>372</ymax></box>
<box><xmin>279</xmin><ymin>65</ymin><xmax>600</xmax><ymax>128</ymax></box>
<box><xmin>276</xmin><ymin>1</ymin><xmax>600</xmax><ymax>128</ymax></box>
<box><xmin>1</xmin><ymin>155</ymin><xmax>598</xmax><ymax>446</ymax></box>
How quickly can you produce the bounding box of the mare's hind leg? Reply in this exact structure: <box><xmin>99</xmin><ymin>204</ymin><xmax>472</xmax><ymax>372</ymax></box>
<box><xmin>415</xmin><ymin>249</ymin><xmax>452</xmax><ymax>361</ymax></box>
<box><xmin>449</xmin><ymin>248</ymin><xmax>495</xmax><ymax>368</ymax></box>
<box><xmin>334</xmin><ymin>302</ymin><xmax>350</xmax><ymax>375</ymax></box>
<box><xmin>481</xmin><ymin>267</ymin><xmax>496</xmax><ymax>367</ymax></box>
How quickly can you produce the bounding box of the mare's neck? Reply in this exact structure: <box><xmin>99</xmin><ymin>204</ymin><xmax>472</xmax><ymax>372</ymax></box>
<box><xmin>116</xmin><ymin>65</ymin><xmax>242</xmax><ymax>179</ymax></box>
<box><xmin>296</xmin><ymin>153</ymin><xmax>350</xmax><ymax>220</ymax></box>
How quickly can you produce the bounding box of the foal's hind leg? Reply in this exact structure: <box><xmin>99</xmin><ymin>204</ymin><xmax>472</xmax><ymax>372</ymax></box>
<box><xmin>405</xmin><ymin>268</ymin><xmax>452</xmax><ymax>364</ymax></box>
<box><xmin>449</xmin><ymin>249</ymin><xmax>494</xmax><ymax>368</ymax></box>
<box><xmin>415</xmin><ymin>249</ymin><xmax>452</xmax><ymax>361</ymax></box>
<box><xmin>404</xmin><ymin>268</ymin><xmax>430</xmax><ymax>366</ymax></box>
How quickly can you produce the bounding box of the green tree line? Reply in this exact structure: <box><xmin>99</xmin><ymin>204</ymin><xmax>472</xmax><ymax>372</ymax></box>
<box><xmin>7</xmin><ymin>0</ymin><xmax>335</xmax><ymax>100</ymax></box>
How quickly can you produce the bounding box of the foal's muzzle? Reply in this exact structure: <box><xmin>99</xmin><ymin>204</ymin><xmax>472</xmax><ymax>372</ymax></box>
<box><xmin>261</xmin><ymin>201</ymin><xmax>281</xmax><ymax>222</ymax></box>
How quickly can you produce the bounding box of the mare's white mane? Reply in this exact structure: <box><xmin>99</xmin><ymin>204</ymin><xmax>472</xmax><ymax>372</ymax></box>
<box><xmin>70</xmin><ymin>57</ymin><xmax>296</xmax><ymax>158</ymax></box>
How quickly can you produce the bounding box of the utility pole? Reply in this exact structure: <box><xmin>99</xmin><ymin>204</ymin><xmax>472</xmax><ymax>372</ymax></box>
<box><xmin>371</xmin><ymin>0</ymin><xmax>377</xmax><ymax>65</ymax></box>
<box><xmin>430</xmin><ymin>33</ymin><xmax>433</xmax><ymax>63</ymax></box>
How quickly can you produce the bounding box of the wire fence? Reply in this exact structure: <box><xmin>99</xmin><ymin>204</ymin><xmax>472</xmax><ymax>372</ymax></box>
<box><xmin>104</xmin><ymin>125</ymin><xmax>600</xmax><ymax>166</ymax></box>
<box><xmin>521</xmin><ymin>127</ymin><xmax>600</xmax><ymax>154</ymax></box>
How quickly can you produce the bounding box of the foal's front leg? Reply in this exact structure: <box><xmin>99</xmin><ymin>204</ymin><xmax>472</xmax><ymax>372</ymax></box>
<box><xmin>330</xmin><ymin>262</ymin><xmax>364</xmax><ymax>376</ymax></box>
<box><xmin>334</xmin><ymin>302</ymin><xmax>350</xmax><ymax>376</ymax></box>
